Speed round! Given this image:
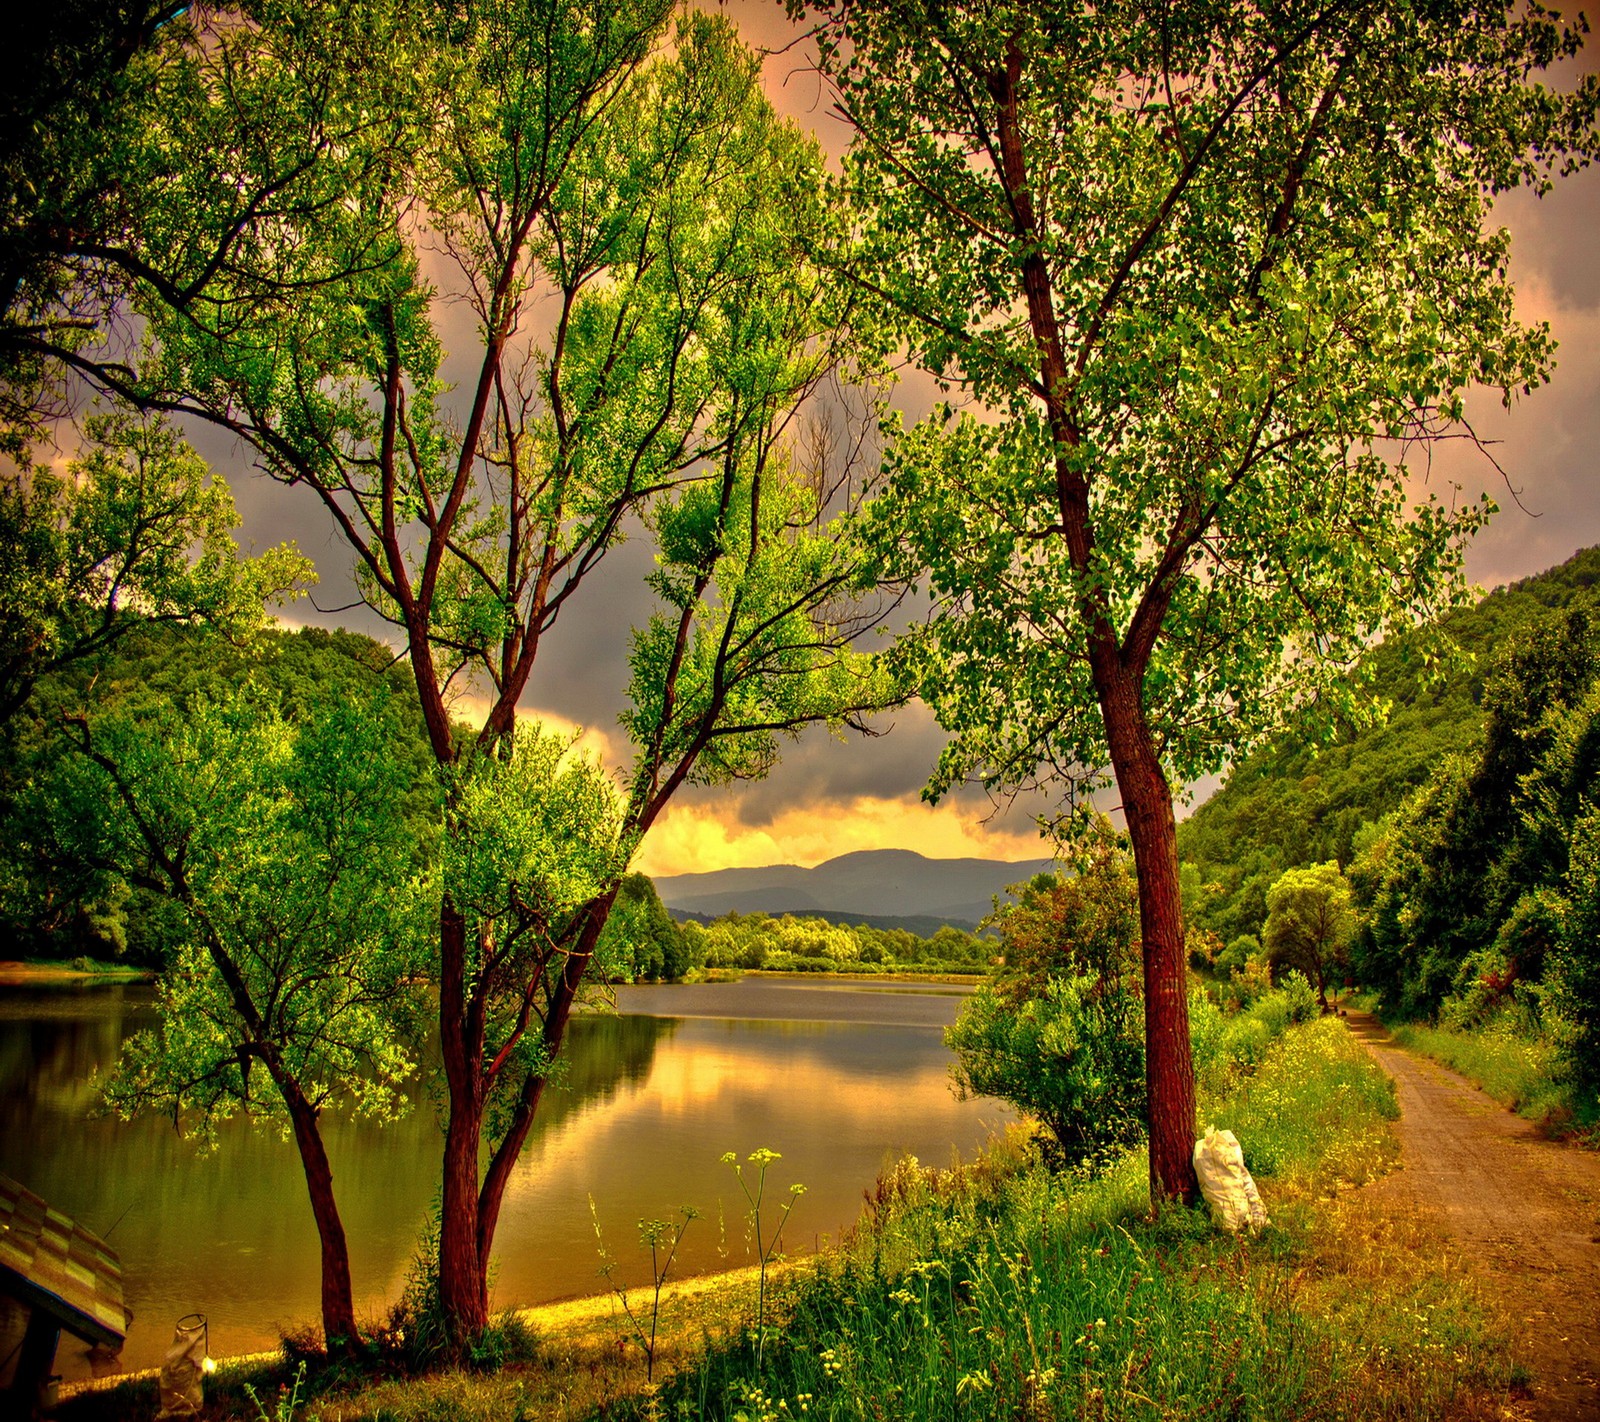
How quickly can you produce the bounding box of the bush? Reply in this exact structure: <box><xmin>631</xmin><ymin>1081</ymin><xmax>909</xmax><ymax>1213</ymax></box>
<box><xmin>947</xmin><ymin>972</ymin><xmax>1145</xmax><ymax>1170</ymax></box>
<box><xmin>1550</xmin><ymin>812</ymin><xmax>1600</xmax><ymax>1095</ymax></box>
<box><xmin>1217</xmin><ymin>933</ymin><xmax>1259</xmax><ymax>977</ymax></box>
<box><xmin>1188</xmin><ymin>987</ymin><xmax>1228</xmax><ymax>1092</ymax></box>
<box><xmin>1280</xmin><ymin>970</ymin><xmax>1319</xmax><ymax>1023</ymax></box>
<box><xmin>1221</xmin><ymin>1012</ymin><xmax>1275</xmax><ymax>1072</ymax></box>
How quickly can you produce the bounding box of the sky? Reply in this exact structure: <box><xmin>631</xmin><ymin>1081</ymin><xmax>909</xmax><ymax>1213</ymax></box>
<box><xmin>178</xmin><ymin>5</ymin><xmax>1600</xmax><ymax>879</ymax></box>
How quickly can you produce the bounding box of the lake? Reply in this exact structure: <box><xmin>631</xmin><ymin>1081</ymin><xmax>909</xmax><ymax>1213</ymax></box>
<box><xmin>0</xmin><ymin>976</ymin><xmax>1009</xmax><ymax>1380</ymax></box>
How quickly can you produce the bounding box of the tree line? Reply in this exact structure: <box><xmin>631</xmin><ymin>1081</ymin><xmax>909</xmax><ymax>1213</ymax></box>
<box><xmin>1178</xmin><ymin>548</ymin><xmax>1600</xmax><ymax>1110</ymax></box>
<box><xmin>3</xmin><ymin>0</ymin><xmax>1594</xmax><ymax>1364</ymax></box>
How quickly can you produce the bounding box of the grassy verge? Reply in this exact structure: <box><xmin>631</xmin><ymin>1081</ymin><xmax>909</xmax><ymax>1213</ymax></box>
<box><xmin>59</xmin><ymin>1011</ymin><xmax>1522</xmax><ymax>1421</ymax></box>
<box><xmin>58</xmin><ymin>1269</ymin><xmax>779</xmax><ymax>1422</ymax></box>
<box><xmin>613</xmin><ymin>1017</ymin><xmax>1518</xmax><ymax>1422</ymax></box>
<box><xmin>1388</xmin><ymin>1016</ymin><xmax>1598</xmax><ymax>1141</ymax></box>
<box><xmin>0</xmin><ymin>956</ymin><xmax>152</xmax><ymax>983</ymax></box>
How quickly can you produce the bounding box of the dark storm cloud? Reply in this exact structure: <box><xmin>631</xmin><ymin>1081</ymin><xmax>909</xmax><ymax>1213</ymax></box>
<box><xmin>1493</xmin><ymin>168</ymin><xmax>1600</xmax><ymax>314</ymax></box>
<box><xmin>667</xmin><ymin>702</ymin><xmax>960</xmax><ymax>827</ymax></box>
<box><xmin>1445</xmin><ymin>163</ymin><xmax>1600</xmax><ymax>591</ymax></box>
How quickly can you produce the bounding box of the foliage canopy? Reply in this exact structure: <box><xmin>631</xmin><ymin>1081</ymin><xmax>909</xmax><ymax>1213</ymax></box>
<box><xmin>0</xmin><ymin>411</ymin><xmax>309</xmax><ymax>725</ymax></box>
<box><xmin>797</xmin><ymin>0</ymin><xmax>1596</xmax><ymax>1200</ymax></box>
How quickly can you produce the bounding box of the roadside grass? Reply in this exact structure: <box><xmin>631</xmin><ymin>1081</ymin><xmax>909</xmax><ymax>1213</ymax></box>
<box><xmin>58</xmin><ymin>1006</ymin><xmax>1522</xmax><ymax>1421</ymax></box>
<box><xmin>1387</xmin><ymin>1016</ymin><xmax>1598</xmax><ymax>1140</ymax></box>
<box><xmin>609</xmin><ymin>1016</ymin><xmax>1518</xmax><ymax>1422</ymax></box>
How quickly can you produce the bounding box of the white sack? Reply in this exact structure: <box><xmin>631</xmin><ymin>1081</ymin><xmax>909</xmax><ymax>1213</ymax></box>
<box><xmin>1192</xmin><ymin>1127</ymin><xmax>1267</xmax><ymax>1232</ymax></box>
<box><xmin>157</xmin><ymin>1313</ymin><xmax>207</xmax><ymax>1417</ymax></box>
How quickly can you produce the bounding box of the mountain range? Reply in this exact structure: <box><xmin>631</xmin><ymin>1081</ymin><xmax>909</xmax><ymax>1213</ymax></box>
<box><xmin>653</xmin><ymin>848</ymin><xmax>1057</xmax><ymax>930</ymax></box>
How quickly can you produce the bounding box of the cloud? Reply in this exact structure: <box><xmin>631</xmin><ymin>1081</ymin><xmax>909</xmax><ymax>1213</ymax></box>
<box><xmin>446</xmin><ymin>692</ymin><xmax>626</xmax><ymax>773</ymax></box>
<box><xmin>631</xmin><ymin>787</ymin><xmax>1054</xmax><ymax>878</ymax></box>
<box><xmin>1431</xmin><ymin>267</ymin><xmax>1600</xmax><ymax>592</ymax></box>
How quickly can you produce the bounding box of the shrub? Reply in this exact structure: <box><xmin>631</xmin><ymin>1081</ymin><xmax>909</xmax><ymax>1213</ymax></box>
<box><xmin>1280</xmin><ymin>970</ymin><xmax>1319</xmax><ymax>1024</ymax></box>
<box><xmin>1188</xmin><ymin>987</ymin><xmax>1228</xmax><ymax>1092</ymax></box>
<box><xmin>947</xmin><ymin>971</ymin><xmax>1145</xmax><ymax>1169</ymax></box>
<box><xmin>1217</xmin><ymin>933</ymin><xmax>1259</xmax><ymax>977</ymax></box>
<box><xmin>1550</xmin><ymin>812</ymin><xmax>1600</xmax><ymax>1095</ymax></box>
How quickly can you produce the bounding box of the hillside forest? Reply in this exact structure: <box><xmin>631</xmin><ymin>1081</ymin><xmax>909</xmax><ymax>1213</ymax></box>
<box><xmin>1179</xmin><ymin>546</ymin><xmax>1600</xmax><ymax>1125</ymax></box>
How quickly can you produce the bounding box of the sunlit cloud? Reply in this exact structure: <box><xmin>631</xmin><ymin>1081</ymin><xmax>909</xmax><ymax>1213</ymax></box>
<box><xmin>632</xmin><ymin>793</ymin><xmax>1054</xmax><ymax>878</ymax></box>
<box><xmin>438</xmin><ymin>691</ymin><xmax>626</xmax><ymax>774</ymax></box>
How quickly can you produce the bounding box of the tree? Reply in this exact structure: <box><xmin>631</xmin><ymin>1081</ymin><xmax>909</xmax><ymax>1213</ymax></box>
<box><xmin>1179</xmin><ymin>546</ymin><xmax>1600</xmax><ymax>948</ymax></box>
<box><xmin>56</xmin><ymin>690</ymin><xmax>427</xmax><ymax>1350</ymax></box>
<box><xmin>0</xmin><ymin>621</ymin><xmax>438</xmax><ymax>962</ymax></box>
<box><xmin>0</xmin><ymin>409</ymin><xmax>309</xmax><ymax>724</ymax></box>
<box><xmin>596</xmin><ymin>872</ymin><xmax>689</xmax><ymax>981</ymax></box>
<box><xmin>796</xmin><ymin>0</ymin><xmax>1597</xmax><ymax>1203</ymax></box>
<box><xmin>988</xmin><ymin>825</ymin><xmax>1139</xmax><ymax>996</ymax></box>
<box><xmin>1262</xmin><ymin>861</ymin><xmax>1354</xmax><ymax>1010</ymax></box>
<box><xmin>48</xmin><ymin>4</ymin><xmax>893</xmax><ymax>1344</ymax></box>
<box><xmin>0</xmin><ymin>1</ymin><xmax>190</xmax><ymax>438</ymax></box>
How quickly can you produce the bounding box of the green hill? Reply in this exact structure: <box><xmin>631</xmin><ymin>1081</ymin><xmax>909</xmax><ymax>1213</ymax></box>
<box><xmin>1179</xmin><ymin>545</ymin><xmax>1600</xmax><ymax>943</ymax></box>
<box><xmin>0</xmin><ymin>620</ymin><xmax>436</xmax><ymax>962</ymax></box>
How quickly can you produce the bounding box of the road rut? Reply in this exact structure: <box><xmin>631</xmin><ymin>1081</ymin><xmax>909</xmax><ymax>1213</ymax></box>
<box><xmin>1346</xmin><ymin>1011</ymin><xmax>1600</xmax><ymax>1419</ymax></box>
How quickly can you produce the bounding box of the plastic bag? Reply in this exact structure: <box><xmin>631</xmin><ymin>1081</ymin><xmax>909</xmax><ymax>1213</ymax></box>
<box><xmin>1192</xmin><ymin>1127</ymin><xmax>1267</xmax><ymax>1232</ymax></box>
<box><xmin>157</xmin><ymin>1313</ymin><xmax>207</xmax><ymax>1417</ymax></box>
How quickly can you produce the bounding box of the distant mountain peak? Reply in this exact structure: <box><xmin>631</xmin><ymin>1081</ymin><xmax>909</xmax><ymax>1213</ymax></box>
<box><xmin>654</xmin><ymin>846</ymin><xmax>1056</xmax><ymax>928</ymax></box>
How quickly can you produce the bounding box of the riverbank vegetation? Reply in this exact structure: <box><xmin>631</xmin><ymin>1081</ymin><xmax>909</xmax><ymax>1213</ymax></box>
<box><xmin>679</xmin><ymin>913</ymin><xmax>989</xmax><ymax>978</ymax></box>
<box><xmin>58</xmin><ymin>1002</ymin><xmax>1520</xmax><ymax>1421</ymax></box>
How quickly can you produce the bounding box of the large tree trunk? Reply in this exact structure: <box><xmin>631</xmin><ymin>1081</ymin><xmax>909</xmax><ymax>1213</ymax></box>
<box><xmin>436</xmin><ymin>902</ymin><xmax>490</xmax><ymax>1343</ymax></box>
<box><xmin>1097</xmin><ymin>672</ymin><xmax>1201</xmax><ymax>1208</ymax></box>
<box><xmin>283</xmin><ymin>1087</ymin><xmax>362</xmax><ymax>1351</ymax></box>
<box><xmin>438</xmin><ymin>1097</ymin><xmax>488</xmax><ymax>1339</ymax></box>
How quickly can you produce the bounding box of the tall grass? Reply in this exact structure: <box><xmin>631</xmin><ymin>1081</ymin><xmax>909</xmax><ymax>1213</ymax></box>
<box><xmin>1389</xmin><ymin>1014</ymin><xmax>1593</xmax><ymax>1136</ymax></box>
<box><xmin>623</xmin><ymin>1013</ymin><xmax>1509</xmax><ymax>1422</ymax></box>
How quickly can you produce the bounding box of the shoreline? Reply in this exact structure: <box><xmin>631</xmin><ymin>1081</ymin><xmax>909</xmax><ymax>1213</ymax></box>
<box><xmin>0</xmin><ymin>962</ymin><xmax>980</xmax><ymax>990</ymax></box>
<box><xmin>59</xmin><ymin>1259</ymin><xmax>788</xmax><ymax>1401</ymax></box>
<box><xmin>0</xmin><ymin>959</ymin><xmax>154</xmax><ymax>986</ymax></box>
<box><xmin>694</xmin><ymin>967</ymin><xmax>984</xmax><ymax>986</ymax></box>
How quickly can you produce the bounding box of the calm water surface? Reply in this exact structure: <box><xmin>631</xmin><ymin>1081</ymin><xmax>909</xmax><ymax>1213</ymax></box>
<box><xmin>0</xmin><ymin>977</ymin><xmax>1008</xmax><ymax>1379</ymax></box>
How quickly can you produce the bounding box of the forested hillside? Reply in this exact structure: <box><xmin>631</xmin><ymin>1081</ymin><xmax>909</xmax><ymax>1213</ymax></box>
<box><xmin>1180</xmin><ymin>547</ymin><xmax>1600</xmax><ymax>1119</ymax></box>
<box><xmin>1180</xmin><ymin>546</ymin><xmax>1600</xmax><ymax>944</ymax></box>
<box><xmin>0</xmin><ymin>621</ymin><xmax>435</xmax><ymax>961</ymax></box>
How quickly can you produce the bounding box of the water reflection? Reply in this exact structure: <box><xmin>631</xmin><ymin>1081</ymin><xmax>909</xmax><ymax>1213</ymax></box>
<box><xmin>0</xmin><ymin>981</ymin><xmax>1006</xmax><ymax>1379</ymax></box>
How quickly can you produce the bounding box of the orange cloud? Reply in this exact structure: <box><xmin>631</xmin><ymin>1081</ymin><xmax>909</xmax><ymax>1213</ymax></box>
<box><xmin>632</xmin><ymin>794</ymin><xmax>1053</xmax><ymax>878</ymax></box>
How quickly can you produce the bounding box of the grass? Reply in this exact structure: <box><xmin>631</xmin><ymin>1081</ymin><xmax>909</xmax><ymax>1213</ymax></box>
<box><xmin>1389</xmin><ymin>1014</ymin><xmax>1598</xmax><ymax>1140</ymax></box>
<box><xmin>57</xmin><ymin>1267</ymin><xmax>785</xmax><ymax>1422</ymax></box>
<box><xmin>607</xmin><ymin>1017</ymin><xmax>1519</xmax><ymax>1422</ymax></box>
<box><xmin>0</xmin><ymin>955</ymin><xmax>152</xmax><ymax>982</ymax></box>
<box><xmin>59</xmin><ymin>1004</ymin><xmax>1525</xmax><ymax>1421</ymax></box>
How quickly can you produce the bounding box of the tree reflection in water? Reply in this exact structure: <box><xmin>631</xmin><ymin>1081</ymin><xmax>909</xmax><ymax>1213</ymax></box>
<box><xmin>0</xmin><ymin>982</ymin><xmax>1004</xmax><ymax>1379</ymax></box>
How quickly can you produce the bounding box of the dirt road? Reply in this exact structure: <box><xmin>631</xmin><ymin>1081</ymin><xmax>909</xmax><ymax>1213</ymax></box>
<box><xmin>1347</xmin><ymin>1012</ymin><xmax>1600</xmax><ymax>1420</ymax></box>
